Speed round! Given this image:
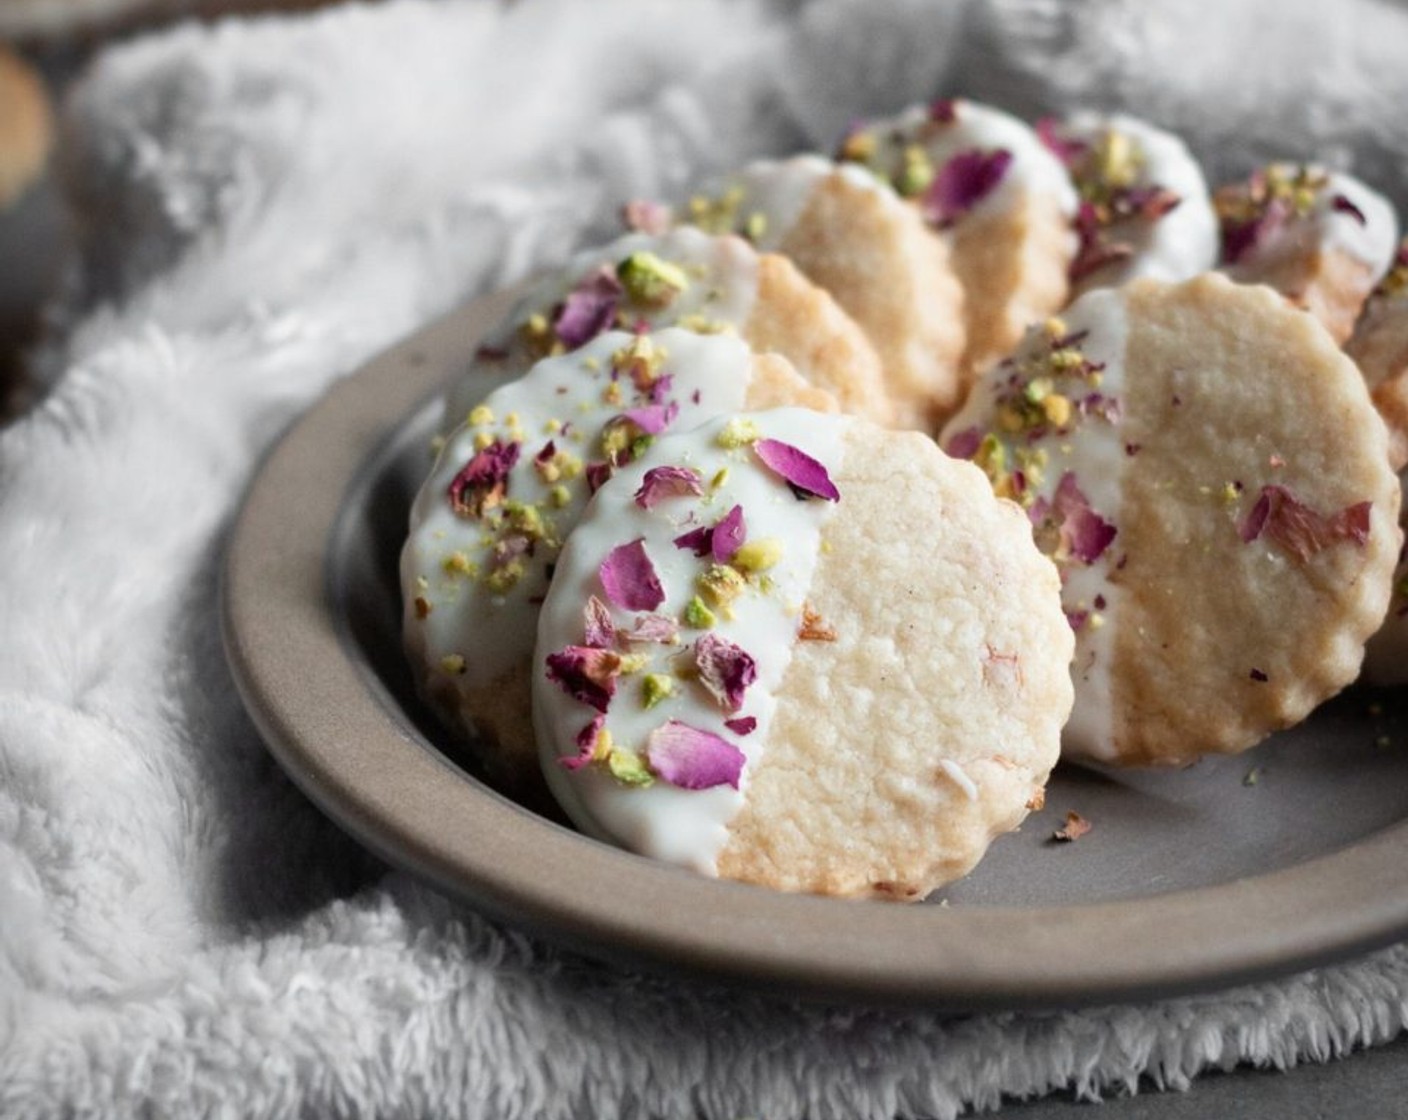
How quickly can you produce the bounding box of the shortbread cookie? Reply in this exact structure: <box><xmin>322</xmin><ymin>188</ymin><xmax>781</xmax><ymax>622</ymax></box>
<box><xmin>942</xmin><ymin>273</ymin><xmax>1402</xmax><ymax>766</ymax></box>
<box><xmin>1215</xmin><ymin>163</ymin><xmax>1398</xmax><ymax>343</ymax></box>
<box><xmin>1037</xmin><ymin>112</ymin><xmax>1218</xmax><ymax>296</ymax></box>
<box><xmin>836</xmin><ymin>98</ymin><xmax>1077</xmax><ymax>385</ymax></box>
<box><xmin>1364</xmin><ymin>470</ymin><xmax>1408</xmax><ymax>685</ymax></box>
<box><xmin>404</xmin><ymin>329</ymin><xmax>835</xmax><ymax>798</ymax></box>
<box><xmin>644</xmin><ymin>155</ymin><xmax>967</xmax><ymax>428</ymax></box>
<box><xmin>1346</xmin><ymin>241</ymin><xmax>1408</xmax><ymax>470</ymax></box>
<box><xmin>440</xmin><ymin>227</ymin><xmax>889</xmax><ymax>433</ymax></box>
<box><xmin>534</xmin><ymin>409</ymin><xmax>1072</xmax><ymax>899</ymax></box>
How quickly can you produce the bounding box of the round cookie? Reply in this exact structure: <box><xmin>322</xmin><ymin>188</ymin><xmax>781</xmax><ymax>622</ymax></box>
<box><xmin>836</xmin><ymin>98</ymin><xmax>1077</xmax><ymax>386</ymax></box>
<box><xmin>1215</xmin><ymin>162</ymin><xmax>1398</xmax><ymax>344</ymax></box>
<box><xmin>942</xmin><ymin>273</ymin><xmax>1402</xmax><ymax>766</ymax></box>
<box><xmin>1346</xmin><ymin>240</ymin><xmax>1408</xmax><ymax>470</ymax></box>
<box><xmin>645</xmin><ymin>154</ymin><xmax>967</xmax><ymax>429</ymax></box>
<box><xmin>440</xmin><ymin>227</ymin><xmax>890</xmax><ymax>433</ymax></box>
<box><xmin>1037</xmin><ymin>111</ymin><xmax>1218</xmax><ymax>296</ymax></box>
<box><xmin>1364</xmin><ymin>470</ymin><xmax>1408</xmax><ymax>686</ymax></box>
<box><xmin>403</xmin><ymin>329</ymin><xmax>836</xmax><ymax>799</ymax></box>
<box><xmin>534</xmin><ymin>408</ymin><xmax>1073</xmax><ymax>900</ymax></box>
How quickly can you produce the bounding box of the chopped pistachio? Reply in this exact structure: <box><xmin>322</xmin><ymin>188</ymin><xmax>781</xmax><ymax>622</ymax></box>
<box><xmin>1042</xmin><ymin>393</ymin><xmax>1073</xmax><ymax>427</ymax></box>
<box><xmin>642</xmin><ymin>673</ymin><xmax>676</xmax><ymax>709</ymax></box>
<box><xmin>549</xmin><ymin>484</ymin><xmax>572</xmax><ymax>508</ymax></box>
<box><xmin>731</xmin><ymin>538</ymin><xmax>784</xmax><ymax>573</ymax></box>
<box><xmin>837</xmin><ymin>129</ymin><xmax>876</xmax><ymax>163</ymax></box>
<box><xmin>484</xmin><ymin>560</ymin><xmax>526</xmax><ymax>594</ymax></box>
<box><xmin>616</xmin><ymin>251</ymin><xmax>689</xmax><ymax>306</ymax></box>
<box><xmin>607</xmin><ymin>749</ymin><xmax>655</xmax><ymax>786</ymax></box>
<box><xmin>439</xmin><ymin>654</ymin><xmax>467</xmax><ymax>675</ymax></box>
<box><xmin>698</xmin><ymin>564</ymin><xmax>747</xmax><ymax>610</ymax></box>
<box><xmin>744</xmin><ymin>211</ymin><xmax>768</xmax><ymax>241</ymax></box>
<box><xmin>684</xmin><ymin>595</ymin><xmax>717</xmax><ymax>629</ymax></box>
<box><xmin>602</xmin><ymin>380</ymin><xmax>624</xmax><ymax>406</ymax></box>
<box><xmin>474</xmin><ymin>430</ymin><xmax>495</xmax><ymax>451</ymax></box>
<box><xmin>710</xmin><ymin>467</ymin><xmax>730</xmax><ymax>491</ymax></box>
<box><xmin>676</xmin><ymin>313</ymin><xmax>733</xmax><ymax>334</ymax></box>
<box><xmin>616</xmin><ymin>653</ymin><xmax>649</xmax><ymax>675</ymax></box>
<box><xmin>716</xmin><ymin>417</ymin><xmax>762</xmax><ymax>449</ymax></box>
<box><xmin>469</xmin><ymin>404</ymin><xmax>494</xmax><ymax>427</ymax></box>
<box><xmin>895</xmin><ymin>145</ymin><xmax>935</xmax><ymax>197</ymax></box>
<box><xmin>443</xmin><ymin>551</ymin><xmax>475</xmax><ymax>576</ymax></box>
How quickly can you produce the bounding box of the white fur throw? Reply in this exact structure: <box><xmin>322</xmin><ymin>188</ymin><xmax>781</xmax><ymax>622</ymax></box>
<box><xmin>6</xmin><ymin>0</ymin><xmax>1408</xmax><ymax>1115</ymax></box>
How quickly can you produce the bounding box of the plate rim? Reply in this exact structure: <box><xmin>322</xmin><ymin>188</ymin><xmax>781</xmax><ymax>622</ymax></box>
<box><xmin>222</xmin><ymin>290</ymin><xmax>1408</xmax><ymax>1011</ymax></box>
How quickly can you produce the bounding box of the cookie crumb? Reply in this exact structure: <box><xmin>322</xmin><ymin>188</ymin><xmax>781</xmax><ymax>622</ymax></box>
<box><xmin>1052</xmin><ymin>811</ymin><xmax>1091</xmax><ymax>842</ymax></box>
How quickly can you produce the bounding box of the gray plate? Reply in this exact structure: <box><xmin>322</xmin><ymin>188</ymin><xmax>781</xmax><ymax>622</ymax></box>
<box><xmin>223</xmin><ymin>290</ymin><xmax>1408</xmax><ymax>1011</ymax></box>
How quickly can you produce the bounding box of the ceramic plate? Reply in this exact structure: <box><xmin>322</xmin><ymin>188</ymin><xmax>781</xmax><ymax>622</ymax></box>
<box><xmin>223</xmin><ymin>289</ymin><xmax>1408</xmax><ymax>1011</ymax></box>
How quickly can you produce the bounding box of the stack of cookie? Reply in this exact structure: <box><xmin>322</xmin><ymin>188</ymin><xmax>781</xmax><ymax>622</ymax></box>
<box><xmin>400</xmin><ymin>97</ymin><xmax>1405</xmax><ymax>900</ymax></box>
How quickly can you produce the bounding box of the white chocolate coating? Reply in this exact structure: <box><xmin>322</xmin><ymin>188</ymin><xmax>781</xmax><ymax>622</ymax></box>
<box><xmin>942</xmin><ymin>289</ymin><xmax>1131</xmax><ymax>760</ymax></box>
<box><xmin>1225</xmin><ymin>166</ymin><xmax>1399</xmax><ymax>281</ymax></box>
<box><xmin>534</xmin><ymin>410</ymin><xmax>847</xmax><ymax>875</ymax></box>
<box><xmin>441</xmin><ymin>227</ymin><xmax>761</xmax><ymax>434</ymax></box>
<box><xmin>1059</xmin><ymin>111</ymin><xmax>1218</xmax><ymax>289</ymax></box>
<box><xmin>404</xmin><ymin>329</ymin><xmax>764</xmax><ymax>705</ymax></box>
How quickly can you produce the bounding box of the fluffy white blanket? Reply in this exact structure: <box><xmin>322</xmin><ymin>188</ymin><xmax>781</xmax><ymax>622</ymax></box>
<box><xmin>6</xmin><ymin>0</ymin><xmax>1408</xmax><ymax>1115</ymax></box>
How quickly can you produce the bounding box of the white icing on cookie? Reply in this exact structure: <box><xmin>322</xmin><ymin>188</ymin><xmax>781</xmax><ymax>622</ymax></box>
<box><xmin>403</xmin><ymin>328</ymin><xmax>763</xmax><ymax>701</ymax></box>
<box><xmin>534</xmin><ymin>409</ymin><xmax>848</xmax><ymax>874</ymax></box>
<box><xmin>843</xmin><ymin>98</ymin><xmax>1077</xmax><ymax>225</ymax></box>
<box><xmin>942</xmin><ymin>289</ymin><xmax>1130</xmax><ymax>760</ymax></box>
<box><xmin>1056</xmin><ymin>111</ymin><xmax>1218</xmax><ymax>288</ymax></box>
<box><xmin>441</xmin><ymin>227</ymin><xmax>761</xmax><ymax>434</ymax></box>
<box><xmin>1222</xmin><ymin>164</ymin><xmax>1399</xmax><ymax>282</ymax></box>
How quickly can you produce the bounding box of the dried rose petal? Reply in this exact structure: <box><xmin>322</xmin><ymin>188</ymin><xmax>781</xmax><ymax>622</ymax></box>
<box><xmin>583</xmin><ymin>596</ymin><xmax>614</xmax><ymax>649</ymax></box>
<box><xmin>622</xmin><ymin>198</ymin><xmax>672</xmax><ymax>236</ymax></box>
<box><xmin>929</xmin><ymin>98</ymin><xmax>958</xmax><ymax>124</ymax></box>
<box><xmin>724</xmin><ymin>716</ymin><xmax>757</xmax><ymax>736</ymax></box>
<box><xmin>1070</xmin><ymin>237</ymin><xmax>1136</xmax><ymax>283</ymax></box>
<box><xmin>585</xmin><ymin>461</ymin><xmax>613</xmax><ymax>495</ymax></box>
<box><xmin>672</xmin><ymin>524</ymin><xmax>713</xmax><ymax>557</ymax></box>
<box><xmin>694</xmin><ymin>633</ymin><xmax>757</xmax><ymax>712</ymax></box>
<box><xmin>1053</xmin><ymin>811</ymin><xmax>1091</xmax><ymax>842</ymax></box>
<box><xmin>489</xmin><ymin>533</ymin><xmax>532</xmax><ymax>572</ymax></box>
<box><xmin>1332</xmin><ymin>194</ymin><xmax>1368</xmax><ymax>225</ymax></box>
<box><xmin>622</xmin><ymin>613</ymin><xmax>679</xmax><ymax>644</ymax></box>
<box><xmin>544</xmin><ymin>646</ymin><xmax>622</xmax><ymax>712</ymax></box>
<box><xmin>645</xmin><ymin>721</ymin><xmax>745</xmax><ymax>790</ymax></box>
<box><xmin>1128</xmin><ymin>185</ymin><xmax>1183</xmax><ymax>221</ymax></box>
<box><xmin>621</xmin><ymin>402</ymin><xmax>679</xmax><ymax>436</ymax></box>
<box><xmin>553</xmin><ymin>266</ymin><xmax>622</xmax><ymax>348</ymax></box>
<box><xmin>1064</xmin><ymin>609</ymin><xmax>1089</xmax><ymax>632</ymax></box>
<box><xmin>647</xmin><ymin>373</ymin><xmax>675</xmax><ymax>405</ymax></box>
<box><xmin>921</xmin><ymin>148</ymin><xmax>1014</xmax><ymax>229</ymax></box>
<box><xmin>534</xmin><ymin>440</ymin><xmax>557</xmax><ymax>466</ymax></box>
<box><xmin>944</xmin><ymin>426</ymin><xmax>983</xmax><ymax>460</ymax></box>
<box><xmin>561</xmin><ymin>715</ymin><xmax>606</xmax><ymax>770</ymax></box>
<box><xmin>599</xmin><ymin>538</ymin><xmax>665</xmax><ymax>611</ymax></box>
<box><xmin>712</xmin><ymin>504</ymin><xmax>747</xmax><ymax>562</ymax></box>
<box><xmin>1239</xmin><ymin>484</ymin><xmax>1372</xmax><ymax>562</ymax></box>
<box><xmin>447</xmin><ymin>440</ymin><xmax>521</xmax><ymax>518</ymax></box>
<box><xmin>1222</xmin><ymin>196</ymin><xmax>1291</xmax><ymax>265</ymax></box>
<box><xmin>1053</xmin><ymin>472</ymin><xmax>1117</xmax><ymax>564</ymax></box>
<box><xmin>753</xmin><ymin>438</ymin><xmax>840</xmax><ymax>502</ymax></box>
<box><xmin>1035</xmin><ymin>117</ymin><xmax>1086</xmax><ymax>167</ymax></box>
<box><xmin>634</xmin><ymin>465</ymin><xmax>704</xmax><ymax>510</ymax></box>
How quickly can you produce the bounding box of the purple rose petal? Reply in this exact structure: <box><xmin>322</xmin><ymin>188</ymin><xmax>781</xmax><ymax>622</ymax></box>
<box><xmin>711</xmin><ymin>504</ymin><xmax>747</xmax><ymax>562</ymax></box>
<box><xmin>1035</xmin><ymin>117</ymin><xmax>1086</xmax><ymax>167</ymax></box>
<box><xmin>447</xmin><ymin>440</ymin><xmax>521</xmax><ymax>518</ymax></box>
<box><xmin>1332</xmin><ymin>194</ymin><xmax>1368</xmax><ymax>225</ymax></box>
<box><xmin>753</xmin><ymin>439</ymin><xmax>840</xmax><ymax>502</ymax></box>
<box><xmin>672</xmin><ymin>524</ymin><xmax>713</xmax><ymax>557</ymax></box>
<box><xmin>645</xmin><ymin>721</ymin><xmax>746</xmax><ymax>790</ymax></box>
<box><xmin>723</xmin><ymin>716</ymin><xmax>757</xmax><ymax>736</ymax></box>
<box><xmin>585</xmin><ymin>461</ymin><xmax>613</xmax><ymax>495</ymax></box>
<box><xmin>553</xmin><ymin>266</ymin><xmax>622</xmax><ymax>348</ymax></box>
<box><xmin>599</xmin><ymin>538</ymin><xmax>665</xmax><ymax>611</ymax></box>
<box><xmin>694</xmin><ymin>633</ymin><xmax>757</xmax><ymax>713</ymax></box>
<box><xmin>634</xmin><ymin>465</ymin><xmax>704</xmax><ymax>510</ymax></box>
<box><xmin>1053</xmin><ymin>472</ymin><xmax>1117</xmax><ymax>564</ymax></box>
<box><xmin>944</xmin><ymin>426</ymin><xmax>983</xmax><ymax>460</ymax></box>
<box><xmin>921</xmin><ymin>148</ymin><xmax>1013</xmax><ymax>229</ymax></box>
<box><xmin>561</xmin><ymin>715</ymin><xmax>606</xmax><ymax>770</ymax></box>
<box><xmin>544</xmin><ymin>646</ymin><xmax>622</xmax><ymax>712</ymax></box>
<box><xmin>621</xmin><ymin>401</ymin><xmax>679</xmax><ymax>435</ymax></box>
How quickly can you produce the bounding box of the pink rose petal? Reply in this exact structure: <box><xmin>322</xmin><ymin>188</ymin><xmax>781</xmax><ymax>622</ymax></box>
<box><xmin>634</xmin><ymin>465</ymin><xmax>704</xmax><ymax>510</ymax></box>
<box><xmin>921</xmin><ymin>148</ymin><xmax>1014</xmax><ymax>229</ymax></box>
<box><xmin>694</xmin><ymin>633</ymin><xmax>757</xmax><ymax>713</ymax></box>
<box><xmin>1053</xmin><ymin>472</ymin><xmax>1117</xmax><ymax>564</ymax></box>
<box><xmin>599</xmin><ymin>538</ymin><xmax>665</xmax><ymax>611</ymax></box>
<box><xmin>621</xmin><ymin>198</ymin><xmax>672</xmax><ymax>236</ymax></box>
<box><xmin>585</xmin><ymin>461</ymin><xmax>613</xmax><ymax>495</ymax></box>
<box><xmin>645</xmin><ymin>721</ymin><xmax>746</xmax><ymax>790</ymax></box>
<box><xmin>753</xmin><ymin>439</ymin><xmax>840</xmax><ymax>502</ymax></box>
<box><xmin>724</xmin><ymin>716</ymin><xmax>757</xmax><ymax>736</ymax></box>
<box><xmin>583</xmin><ymin>596</ymin><xmax>614</xmax><ymax>649</ymax></box>
<box><xmin>944</xmin><ymin>426</ymin><xmax>983</xmax><ymax>460</ymax></box>
<box><xmin>544</xmin><ymin>646</ymin><xmax>622</xmax><ymax>712</ymax></box>
<box><xmin>561</xmin><ymin>715</ymin><xmax>606</xmax><ymax>770</ymax></box>
<box><xmin>621</xmin><ymin>613</ymin><xmax>679</xmax><ymax>644</ymax></box>
<box><xmin>711</xmin><ymin>504</ymin><xmax>747</xmax><ymax>562</ymax></box>
<box><xmin>1239</xmin><ymin>484</ymin><xmax>1372</xmax><ymax>562</ymax></box>
<box><xmin>672</xmin><ymin>524</ymin><xmax>713</xmax><ymax>557</ymax></box>
<box><xmin>1035</xmin><ymin>117</ymin><xmax>1086</xmax><ymax>167</ymax></box>
<box><xmin>621</xmin><ymin>402</ymin><xmax>679</xmax><ymax>435</ymax></box>
<box><xmin>553</xmin><ymin>266</ymin><xmax>622</xmax><ymax>348</ymax></box>
<box><xmin>929</xmin><ymin>98</ymin><xmax>958</xmax><ymax>124</ymax></box>
<box><xmin>447</xmin><ymin>440</ymin><xmax>521</xmax><ymax>518</ymax></box>
<box><xmin>1222</xmin><ymin>196</ymin><xmax>1291</xmax><ymax>265</ymax></box>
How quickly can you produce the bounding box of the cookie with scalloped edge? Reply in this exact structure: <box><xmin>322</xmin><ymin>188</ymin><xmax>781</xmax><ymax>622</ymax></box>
<box><xmin>404</xmin><ymin>329</ymin><xmax>836</xmax><ymax>799</ymax></box>
<box><xmin>1215</xmin><ymin>162</ymin><xmax>1399</xmax><ymax>344</ymax></box>
<box><xmin>439</xmin><ymin>227</ymin><xmax>889</xmax><ymax>435</ymax></box>
<box><xmin>1037</xmin><ymin>111</ymin><xmax>1218</xmax><ymax>298</ymax></box>
<box><xmin>942</xmin><ymin>272</ymin><xmax>1402</xmax><ymax>766</ymax></box>
<box><xmin>837</xmin><ymin>97</ymin><xmax>1077</xmax><ymax>388</ymax></box>
<box><xmin>646</xmin><ymin>154</ymin><xmax>967</xmax><ymax>428</ymax></box>
<box><xmin>1346</xmin><ymin>240</ymin><xmax>1408</xmax><ymax>471</ymax></box>
<box><xmin>533</xmin><ymin>408</ymin><xmax>1072</xmax><ymax>900</ymax></box>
